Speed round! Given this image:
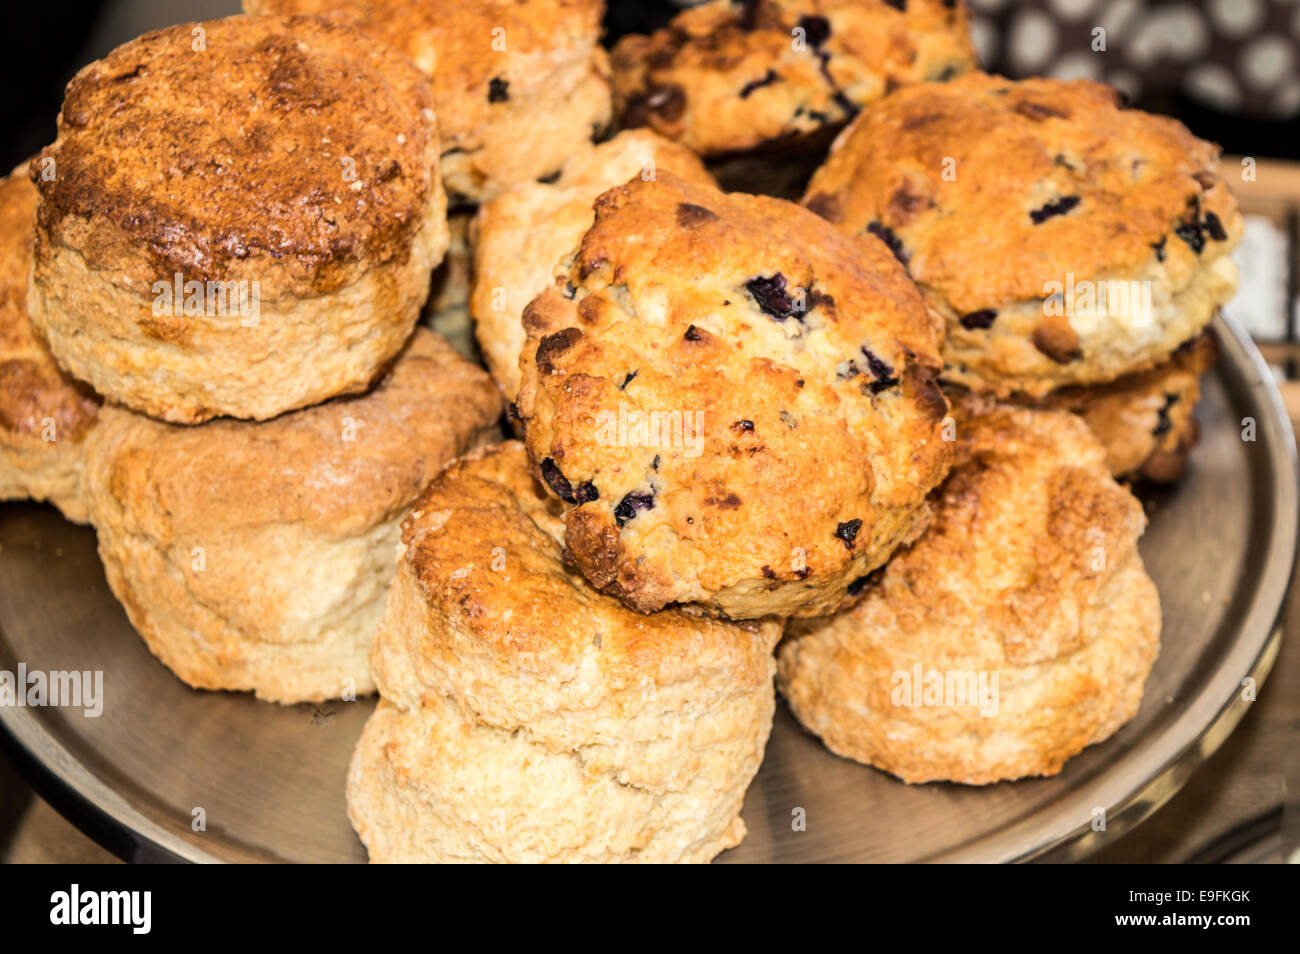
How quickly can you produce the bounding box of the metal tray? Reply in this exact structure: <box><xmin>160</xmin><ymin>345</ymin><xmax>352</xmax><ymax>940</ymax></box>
<box><xmin>1</xmin><ymin>311</ymin><xmax>1295</xmax><ymax>863</ymax></box>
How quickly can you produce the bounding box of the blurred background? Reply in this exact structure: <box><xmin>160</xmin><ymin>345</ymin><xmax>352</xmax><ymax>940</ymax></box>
<box><xmin>1</xmin><ymin>0</ymin><xmax>1297</xmax><ymax>864</ymax></box>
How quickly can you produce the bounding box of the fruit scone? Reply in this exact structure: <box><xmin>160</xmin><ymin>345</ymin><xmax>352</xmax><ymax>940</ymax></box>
<box><xmin>0</xmin><ymin>162</ymin><xmax>100</xmax><ymax>522</ymax></box>
<box><xmin>471</xmin><ymin>129</ymin><xmax>715</xmax><ymax>399</ymax></box>
<box><xmin>1042</xmin><ymin>335</ymin><xmax>1216</xmax><ymax>484</ymax></box>
<box><xmin>611</xmin><ymin>0</ymin><xmax>976</xmax><ymax>162</ymax></box>
<box><xmin>515</xmin><ymin>172</ymin><xmax>954</xmax><ymax>620</ymax></box>
<box><xmin>348</xmin><ymin>441</ymin><xmax>782</xmax><ymax>863</ymax></box>
<box><xmin>803</xmin><ymin>72</ymin><xmax>1240</xmax><ymax>478</ymax></box>
<box><xmin>777</xmin><ymin>400</ymin><xmax>1161</xmax><ymax>785</ymax></box>
<box><xmin>803</xmin><ymin>72</ymin><xmax>1242</xmax><ymax>396</ymax></box>
<box><xmin>246</xmin><ymin>0</ymin><xmax>612</xmax><ymax>205</ymax></box>
<box><xmin>28</xmin><ymin>15</ymin><xmax>448</xmax><ymax>424</ymax></box>
<box><xmin>81</xmin><ymin>330</ymin><xmax>501</xmax><ymax>705</ymax></box>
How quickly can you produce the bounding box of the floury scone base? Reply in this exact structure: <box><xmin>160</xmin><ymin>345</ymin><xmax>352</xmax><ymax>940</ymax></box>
<box><xmin>0</xmin><ymin>313</ymin><xmax>1293</xmax><ymax>862</ymax></box>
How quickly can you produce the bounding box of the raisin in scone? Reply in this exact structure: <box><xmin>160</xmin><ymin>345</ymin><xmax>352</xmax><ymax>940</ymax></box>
<box><xmin>471</xmin><ymin>130</ymin><xmax>714</xmax><ymax>399</ymax></box>
<box><xmin>82</xmin><ymin>330</ymin><xmax>501</xmax><ymax>705</ymax></box>
<box><xmin>0</xmin><ymin>163</ymin><xmax>99</xmax><ymax>522</ymax></box>
<box><xmin>804</xmin><ymin>73</ymin><xmax>1242</xmax><ymax>398</ymax></box>
<box><xmin>348</xmin><ymin>442</ymin><xmax>781</xmax><ymax>863</ymax></box>
<box><xmin>1044</xmin><ymin>333</ymin><xmax>1215</xmax><ymax>484</ymax></box>
<box><xmin>28</xmin><ymin>15</ymin><xmax>447</xmax><ymax>424</ymax></box>
<box><xmin>777</xmin><ymin>401</ymin><xmax>1161</xmax><ymax>785</ymax></box>
<box><xmin>247</xmin><ymin>0</ymin><xmax>612</xmax><ymax>204</ymax></box>
<box><xmin>611</xmin><ymin>0</ymin><xmax>976</xmax><ymax>159</ymax></box>
<box><xmin>516</xmin><ymin>172</ymin><xmax>953</xmax><ymax>620</ymax></box>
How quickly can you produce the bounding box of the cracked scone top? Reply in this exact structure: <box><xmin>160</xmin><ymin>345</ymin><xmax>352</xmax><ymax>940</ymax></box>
<box><xmin>515</xmin><ymin>172</ymin><xmax>954</xmax><ymax>620</ymax></box>
<box><xmin>0</xmin><ymin>163</ymin><xmax>99</xmax><ymax>523</ymax></box>
<box><xmin>347</xmin><ymin>442</ymin><xmax>781</xmax><ymax>863</ymax></box>
<box><xmin>247</xmin><ymin>0</ymin><xmax>612</xmax><ymax>203</ymax></box>
<box><xmin>777</xmin><ymin>401</ymin><xmax>1161</xmax><ymax>785</ymax></box>
<box><xmin>611</xmin><ymin>0</ymin><xmax>976</xmax><ymax>158</ymax></box>
<box><xmin>81</xmin><ymin>330</ymin><xmax>502</xmax><ymax>704</ymax></box>
<box><xmin>803</xmin><ymin>72</ymin><xmax>1242</xmax><ymax>398</ymax></box>
<box><xmin>471</xmin><ymin>129</ymin><xmax>715</xmax><ymax>399</ymax></box>
<box><xmin>28</xmin><ymin>15</ymin><xmax>448</xmax><ymax>423</ymax></box>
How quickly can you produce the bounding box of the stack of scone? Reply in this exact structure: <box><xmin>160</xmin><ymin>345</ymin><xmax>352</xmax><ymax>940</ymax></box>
<box><xmin>3</xmin><ymin>1</ymin><xmax>1244</xmax><ymax>863</ymax></box>
<box><xmin>13</xmin><ymin>14</ymin><xmax>503</xmax><ymax>703</ymax></box>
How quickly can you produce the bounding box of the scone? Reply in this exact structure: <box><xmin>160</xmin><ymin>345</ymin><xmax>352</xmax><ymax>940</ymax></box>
<box><xmin>347</xmin><ymin>442</ymin><xmax>782</xmax><ymax>863</ymax></box>
<box><xmin>777</xmin><ymin>402</ymin><xmax>1161</xmax><ymax>785</ymax></box>
<box><xmin>0</xmin><ymin>163</ymin><xmax>99</xmax><ymax>522</ymax></box>
<box><xmin>611</xmin><ymin>0</ymin><xmax>976</xmax><ymax>159</ymax></box>
<box><xmin>1043</xmin><ymin>334</ymin><xmax>1216</xmax><ymax>483</ymax></box>
<box><xmin>28</xmin><ymin>15</ymin><xmax>448</xmax><ymax>424</ymax></box>
<box><xmin>516</xmin><ymin>172</ymin><xmax>953</xmax><ymax>620</ymax></box>
<box><xmin>471</xmin><ymin>129</ymin><xmax>714</xmax><ymax>399</ymax></box>
<box><xmin>803</xmin><ymin>73</ymin><xmax>1242</xmax><ymax>398</ymax></box>
<box><xmin>246</xmin><ymin>0</ymin><xmax>612</xmax><ymax>204</ymax></box>
<box><xmin>81</xmin><ymin>330</ymin><xmax>501</xmax><ymax>704</ymax></box>
<box><xmin>425</xmin><ymin>210</ymin><xmax>474</xmax><ymax>317</ymax></box>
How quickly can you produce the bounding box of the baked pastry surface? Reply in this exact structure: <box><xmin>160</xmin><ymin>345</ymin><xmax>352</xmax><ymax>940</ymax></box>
<box><xmin>0</xmin><ymin>163</ymin><xmax>100</xmax><ymax>522</ymax></box>
<box><xmin>516</xmin><ymin>172</ymin><xmax>953</xmax><ymax>619</ymax></box>
<box><xmin>81</xmin><ymin>329</ymin><xmax>501</xmax><ymax>704</ymax></box>
<box><xmin>247</xmin><ymin>0</ymin><xmax>612</xmax><ymax>203</ymax></box>
<box><xmin>471</xmin><ymin>129</ymin><xmax>714</xmax><ymax>398</ymax></box>
<box><xmin>347</xmin><ymin>441</ymin><xmax>781</xmax><ymax>862</ymax></box>
<box><xmin>804</xmin><ymin>73</ymin><xmax>1241</xmax><ymax>397</ymax></box>
<box><xmin>29</xmin><ymin>14</ymin><xmax>448</xmax><ymax>423</ymax></box>
<box><xmin>1043</xmin><ymin>334</ymin><xmax>1215</xmax><ymax>483</ymax></box>
<box><xmin>611</xmin><ymin>0</ymin><xmax>976</xmax><ymax>158</ymax></box>
<box><xmin>777</xmin><ymin>401</ymin><xmax>1161</xmax><ymax>784</ymax></box>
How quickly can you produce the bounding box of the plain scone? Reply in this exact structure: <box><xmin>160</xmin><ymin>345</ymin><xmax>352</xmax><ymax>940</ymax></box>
<box><xmin>804</xmin><ymin>73</ymin><xmax>1241</xmax><ymax>398</ymax></box>
<box><xmin>28</xmin><ymin>15</ymin><xmax>448</xmax><ymax>424</ymax></box>
<box><xmin>347</xmin><ymin>442</ymin><xmax>781</xmax><ymax>863</ymax></box>
<box><xmin>777</xmin><ymin>401</ymin><xmax>1161</xmax><ymax>784</ymax></box>
<box><xmin>246</xmin><ymin>0</ymin><xmax>612</xmax><ymax>204</ymax></box>
<box><xmin>0</xmin><ymin>163</ymin><xmax>99</xmax><ymax>522</ymax></box>
<box><xmin>81</xmin><ymin>330</ymin><xmax>501</xmax><ymax>704</ymax></box>
<box><xmin>471</xmin><ymin>129</ymin><xmax>714</xmax><ymax>398</ymax></box>
<box><xmin>516</xmin><ymin>172</ymin><xmax>954</xmax><ymax>619</ymax></box>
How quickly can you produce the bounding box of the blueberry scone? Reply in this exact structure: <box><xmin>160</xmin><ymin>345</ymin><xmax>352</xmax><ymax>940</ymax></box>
<box><xmin>247</xmin><ymin>0</ymin><xmax>612</xmax><ymax>204</ymax></box>
<box><xmin>611</xmin><ymin>0</ymin><xmax>976</xmax><ymax>159</ymax></box>
<box><xmin>777</xmin><ymin>401</ymin><xmax>1161</xmax><ymax>784</ymax></box>
<box><xmin>348</xmin><ymin>442</ymin><xmax>781</xmax><ymax>863</ymax></box>
<box><xmin>471</xmin><ymin>129</ymin><xmax>714</xmax><ymax>398</ymax></box>
<box><xmin>0</xmin><ymin>163</ymin><xmax>99</xmax><ymax>522</ymax></box>
<box><xmin>516</xmin><ymin>172</ymin><xmax>953</xmax><ymax>619</ymax></box>
<box><xmin>804</xmin><ymin>73</ymin><xmax>1242</xmax><ymax>398</ymax></box>
<box><xmin>29</xmin><ymin>15</ymin><xmax>447</xmax><ymax>423</ymax></box>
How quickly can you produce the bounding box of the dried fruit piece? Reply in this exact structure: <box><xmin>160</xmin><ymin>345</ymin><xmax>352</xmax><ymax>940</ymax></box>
<box><xmin>1029</xmin><ymin>195</ymin><xmax>1081</xmax><ymax>224</ymax></box>
<box><xmin>614</xmin><ymin>491</ymin><xmax>655</xmax><ymax>527</ymax></box>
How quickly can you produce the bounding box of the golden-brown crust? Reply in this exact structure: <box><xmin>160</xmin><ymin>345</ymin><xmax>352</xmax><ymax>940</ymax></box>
<box><xmin>36</xmin><ymin>15</ymin><xmax>439</xmax><ymax>294</ymax></box>
<box><xmin>247</xmin><ymin>0</ymin><xmax>612</xmax><ymax>203</ymax></box>
<box><xmin>0</xmin><ymin>167</ymin><xmax>99</xmax><ymax>443</ymax></box>
<box><xmin>80</xmin><ymin>329</ymin><xmax>503</xmax><ymax>703</ymax></box>
<box><xmin>1043</xmin><ymin>333</ymin><xmax>1215</xmax><ymax>483</ymax></box>
<box><xmin>803</xmin><ymin>73</ymin><xmax>1242</xmax><ymax>395</ymax></box>
<box><xmin>777</xmin><ymin>401</ymin><xmax>1161</xmax><ymax>784</ymax></box>
<box><xmin>611</xmin><ymin>0</ymin><xmax>976</xmax><ymax>158</ymax></box>
<box><xmin>471</xmin><ymin>129</ymin><xmax>715</xmax><ymax>398</ymax></box>
<box><xmin>0</xmin><ymin>163</ymin><xmax>99</xmax><ymax>520</ymax></box>
<box><xmin>86</xmin><ymin>329</ymin><xmax>501</xmax><ymax>535</ymax></box>
<box><xmin>516</xmin><ymin>172</ymin><xmax>953</xmax><ymax>619</ymax></box>
<box><xmin>347</xmin><ymin>441</ymin><xmax>780</xmax><ymax>862</ymax></box>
